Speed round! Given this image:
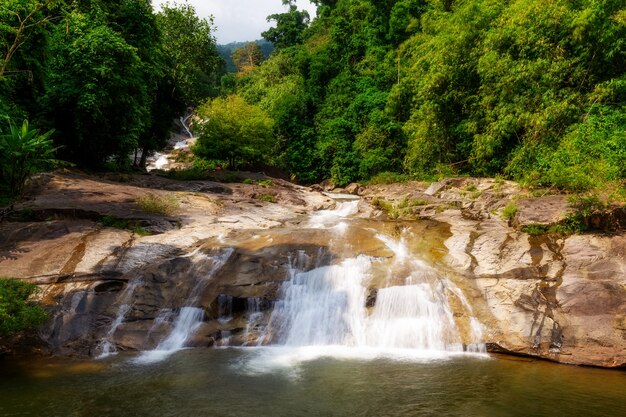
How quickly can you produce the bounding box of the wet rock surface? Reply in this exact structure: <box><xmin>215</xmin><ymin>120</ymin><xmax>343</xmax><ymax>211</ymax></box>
<box><xmin>359</xmin><ymin>178</ymin><xmax>625</xmax><ymax>367</ymax></box>
<box><xmin>1</xmin><ymin>173</ymin><xmax>625</xmax><ymax>367</ymax></box>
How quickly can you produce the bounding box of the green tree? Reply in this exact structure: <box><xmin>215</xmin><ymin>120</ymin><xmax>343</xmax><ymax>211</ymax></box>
<box><xmin>156</xmin><ymin>1</ymin><xmax>223</xmax><ymax>106</ymax></box>
<box><xmin>231</xmin><ymin>42</ymin><xmax>264</xmax><ymax>74</ymax></box>
<box><xmin>262</xmin><ymin>3</ymin><xmax>310</xmax><ymax>49</ymax></box>
<box><xmin>44</xmin><ymin>11</ymin><xmax>150</xmax><ymax>166</ymax></box>
<box><xmin>0</xmin><ymin>0</ymin><xmax>59</xmax><ymax>78</ymax></box>
<box><xmin>0</xmin><ymin>119</ymin><xmax>56</xmax><ymax>196</ymax></box>
<box><xmin>0</xmin><ymin>278</ymin><xmax>47</xmax><ymax>335</ymax></box>
<box><xmin>193</xmin><ymin>95</ymin><xmax>274</xmax><ymax>169</ymax></box>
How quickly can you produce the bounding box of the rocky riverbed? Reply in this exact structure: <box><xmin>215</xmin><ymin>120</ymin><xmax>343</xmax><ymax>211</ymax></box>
<box><xmin>0</xmin><ymin>171</ymin><xmax>624</xmax><ymax>368</ymax></box>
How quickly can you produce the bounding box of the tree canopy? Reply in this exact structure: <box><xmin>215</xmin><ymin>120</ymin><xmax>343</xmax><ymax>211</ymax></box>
<box><xmin>0</xmin><ymin>0</ymin><xmax>624</xmax><ymax>193</ymax></box>
<box><xmin>0</xmin><ymin>0</ymin><xmax>224</xmax><ymax>172</ymax></box>
<box><xmin>234</xmin><ymin>0</ymin><xmax>625</xmax><ymax>189</ymax></box>
<box><xmin>193</xmin><ymin>95</ymin><xmax>274</xmax><ymax>169</ymax></box>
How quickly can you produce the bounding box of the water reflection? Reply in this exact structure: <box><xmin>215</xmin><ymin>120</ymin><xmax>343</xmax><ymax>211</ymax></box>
<box><xmin>1</xmin><ymin>350</ymin><xmax>624</xmax><ymax>417</ymax></box>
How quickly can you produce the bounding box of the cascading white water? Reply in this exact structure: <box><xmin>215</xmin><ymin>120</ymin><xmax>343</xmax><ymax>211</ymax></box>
<box><xmin>308</xmin><ymin>200</ymin><xmax>359</xmax><ymax>232</ymax></box>
<box><xmin>96</xmin><ymin>279</ymin><xmax>142</xmax><ymax>359</ymax></box>
<box><xmin>269</xmin><ymin>257</ymin><xmax>371</xmax><ymax>347</ymax></box>
<box><xmin>367</xmin><ymin>283</ymin><xmax>461</xmax><ymax>351</ymax></box>
<box><xmin>243</xmin><ymin>298</ymin><xmax>265</xmax><ymax>346</ymax></box>
<box><xmin>131</xmin><ymin>248</ymin><xmax>234</xmax><ymax>363</ymax></box>
<box><xmin>133</xmin><ymin>307</ymin><xmax>205</xmax><ymax>364</ymax></box>
<box><xmin>260</xmin><ymin>203</ymin><xmax>486</xmax><ymax>361</ymax></box>
<box><xmin>265</xmin><ymin>255</ymin><xmax>471</xmax><ymax>355</ymax></box>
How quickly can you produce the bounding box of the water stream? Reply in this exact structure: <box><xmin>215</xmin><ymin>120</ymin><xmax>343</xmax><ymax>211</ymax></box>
<box><xmin>146</xmin><ymin>112</ymin><xmax>196</xmax><ymax>171</ymax></box>
<box><xmin>134</xmin><ymin>248</ymin><xmax>234</xmax><ymax>363</ymax></box>
<box><xmin>2</xmin><ymin>198</ymin><xmax>625</xmax><ymax>416</ymax></box>
<box><xmin>120</xmin><ymin>198</ymin><xmax>485</xmax><ymax>364</ymax></box>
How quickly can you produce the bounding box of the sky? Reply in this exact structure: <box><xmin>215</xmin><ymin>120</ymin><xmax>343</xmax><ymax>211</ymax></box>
<box><xmin>152</xmin><ymin>0</ymin><xmax>318</xmax><ymax>44</ymax></box>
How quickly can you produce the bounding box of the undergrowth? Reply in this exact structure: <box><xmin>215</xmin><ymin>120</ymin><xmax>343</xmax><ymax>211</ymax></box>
<box><xmin>372</xmin><ymin>196</ymin><xmax>429</xmax><ymax>219</ymax></box>
<box><xmin>257</xmin><ymin>194</ymin><xmax>277</xmax><ymax>203</ymax></box>
<box><xmin>99</xmin><ymin>215</ymin><xmax>150</xmax><ymax>236</ymax></box>
<box><xmin>136</xmin><ymin>193</ymin><xmax>180</xmax><ymax>216</ymax></box>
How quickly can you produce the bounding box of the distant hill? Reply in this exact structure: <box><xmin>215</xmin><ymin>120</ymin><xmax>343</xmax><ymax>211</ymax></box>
<box><xmin>218</xmin><ymin>40</ymin><xmax>275</xmax><ymax>72</ymax></box>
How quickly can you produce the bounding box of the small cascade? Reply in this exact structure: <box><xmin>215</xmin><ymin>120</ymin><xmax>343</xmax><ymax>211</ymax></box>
<box><xmin>96</xmin><ymin>279</ymin><xmax>142</xmax><ymax>358</ymax></box>
<box><xmin>261</xmin><ymin>228</ymin><xmax>485</xmax><ymax>359</ymax></box>
<box><xmin>308</xmin><ymin>200</ymin><xmax>359</xmax><ymax>231</ymax></box>
<box><xmin>153</xmin><ymin>307</ymin><xmax>205</xmax><ymax>352</ymax></box>
<box><xmin>243</xmin><ymin>298</ymin><xmax>265</xmax><ymax>346</ymax></box>
<box><xmin>149</xmin><ymin>153</ymin><xmax>169</xmax><ymax>171</ymax></box>
<box><xmin>146</xmin><ymin>112</ymin><xmax>196</xmax><ymax>171</ymax></box>
<box><xmin>444</xmin><ymin>281</ymin><xmax>487</xmax><ymax>353</ymax></box>
<box><xmin>129</xmin><ymin>248</ymin><xmax>233</xmax><ymax>363</ymax></box>
<box><xmin>180</xmin><ymin>113</ymin><xmax>194</xmax><ymax>139</ymax></box>
<box><xmin>133</xmin><ymin>307</ymin><xmax>204</xmax><ymax>364</ymax></box>
<box><xmin>367</xmin><ymin>283</ymin><xmax>461</xmax><ymax>351</ymax></box>
<box><xmin>217</xmin><ymin>295</ymin><xmax>234</xmax><ymax>347</ymax></box>
<box><xmin>268</xmin><ymin>257</ymin><xmax>371</xmax><ymax>346</ymax></box>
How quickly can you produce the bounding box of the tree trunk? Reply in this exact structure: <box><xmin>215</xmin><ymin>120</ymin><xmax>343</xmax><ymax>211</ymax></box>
<box><xmin>139</xmin><ymin>146</ymin><xmax>149</xmax><ymax>168</ymax></box>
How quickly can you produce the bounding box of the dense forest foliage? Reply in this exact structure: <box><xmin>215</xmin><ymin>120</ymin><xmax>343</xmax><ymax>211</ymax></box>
<box><xmin>229</xmin><ymin>0</ymin><xmax>624</xmax><ymax>190</ymax></box>
<box><xmin>1</xmin><ymin>0</ymin><xmax>625</xmax><ymax>196</ymax></box>
<box><xmin>0</xmin><ymin>0</ymin><xmax>222</xmax><ymax>197</ymax></box>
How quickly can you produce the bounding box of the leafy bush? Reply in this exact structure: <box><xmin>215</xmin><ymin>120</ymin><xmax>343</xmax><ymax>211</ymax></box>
<box><xmin>511</xmin><ymin>107</ymin><xmax>626</xmax><ymax>191</ymax></box>
<box><xmin>521</xmin><ymin>224</ymin><xmax>549</xmax><ymax>236</ymax></box>
<box><xmin>0</xmin><ymin>278</ymin><xmax>47</xmax><ymax>335</ymax></box>
<box><xmin>371</xmin><ymin>197</ymin><xmax>428</xmax><ymax>219</ymax></box>
<box><xmin>136</xmin><ymin>193</ymin><xmax>180</xmax><ymax>216</ymax></box>
<box><xmin>0</xmin><ymin>119</ymin><xmax>57</xmax><ymax>196</ymax></box>
<box><xmin>193</xmin><ymin>95</ymin><xmax>274</xmax><ymax>169</ymax></box>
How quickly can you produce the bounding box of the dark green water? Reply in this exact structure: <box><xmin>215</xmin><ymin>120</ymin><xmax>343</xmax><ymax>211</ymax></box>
<box><xmin>1</xmin><ymin>349</ymin><xmax>625</xmax><ymax>417</ymax></box>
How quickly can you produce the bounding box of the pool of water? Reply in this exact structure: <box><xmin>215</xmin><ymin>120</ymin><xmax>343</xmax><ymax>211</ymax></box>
<box><xmin>1</xmin><ymin>349</ymin><xmax>625</xmax><ymax>417</ymax></box>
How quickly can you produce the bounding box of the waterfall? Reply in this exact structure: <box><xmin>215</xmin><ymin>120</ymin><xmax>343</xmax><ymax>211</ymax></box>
<box><xmin>217</xmin><ymin>294</ymin><xmax>234</xmax><ymax>347</ymax></box>
<box><xmin>180</xmin><ymin>113</ymin><xmax>194</xmax><ymax>139</ymax></box>
<box><xmin>96</xmin><ymin>279</ymin><xmax>142</xmax><ymax>359</ymax></box>
<box><xmin>133</xmin><ymin>248</ymin><xmax>233</xmax><ymax>363</ymax></box>
<box><xmin>243</xmin><ymin>298</ymin><xmax>265</xmax><ymax>346</ymax></box>
<box><xmin>367</xmin><ymin>283</ymin><xmax>461</xmax><ymax>351</ymax></box>
<box><xmin>308</xmin><ymin>200</ymin><xmax>359</xmax><ymax>231</ymax></box>
<box><xmin>260</xmin><ymin>223</ymin><xmax>485</xmax><ymax>360</ymax></box>
<box><xmin>268</xmin><ymin>257</ymin><xmax>371</xmax><ymax>347</ymax></box>
<box><xmin>133</xmin><ymin>307</ymin><xmax>205</xmax><ymax>364</ymax></box>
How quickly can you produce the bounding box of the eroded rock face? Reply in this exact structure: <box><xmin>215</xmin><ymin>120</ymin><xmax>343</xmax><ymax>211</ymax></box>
<box><xmin>434</xmin><ymin>208</ymin><xmax>626</xmax><ymax>368</ymax></box>
<box><xmin>1</xmin><ymin>173</ymin><xmax>624</xmax><ymax>368</ymax></box>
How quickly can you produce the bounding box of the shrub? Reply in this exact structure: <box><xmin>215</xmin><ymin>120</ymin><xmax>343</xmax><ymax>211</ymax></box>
<box><xmin>509</xmin><ymin>107</ymin><xmax>626</xmax><ymax>192</ymax></box>
<box><xmin>257</xmin><ymin>194</ymin><xmax>276</xmax><ymax>203</ymax></box>
<box><xmin>501</xmin><ymin>202</ymin><xmax>518</xmax><ymax>221</ymax></box>
<box><xmin>136</xmin><ymin>193</ymin><xmax>180</xmax><ymax>215</ymax></box>
<box><xmin>521</xmin><ymin>224</ymin><xmax>549</xmax><ymax>236</ymax></box>
<box><xmin>0</xmin><ymin>119</ymin><xmax>58</xmax><ymax>196</ymax></box>
<box><xmin>0</xmin><ymin>278</ymin><xmax>47</xmax><ymax>335</ymax></box>
<box><xmin>371</xmin><ymin>197</ymin><xmax>427</xmax><ymax>219</ymax></box>
<box><xmin>193</xmin><ymin>95</ymin><xmax>274</xmax><ymax>169</ymax></box>
<box><xmin>368</xmin><ymin>171</ymin><xmax>412</xmax><ymax>185</ymax></box>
